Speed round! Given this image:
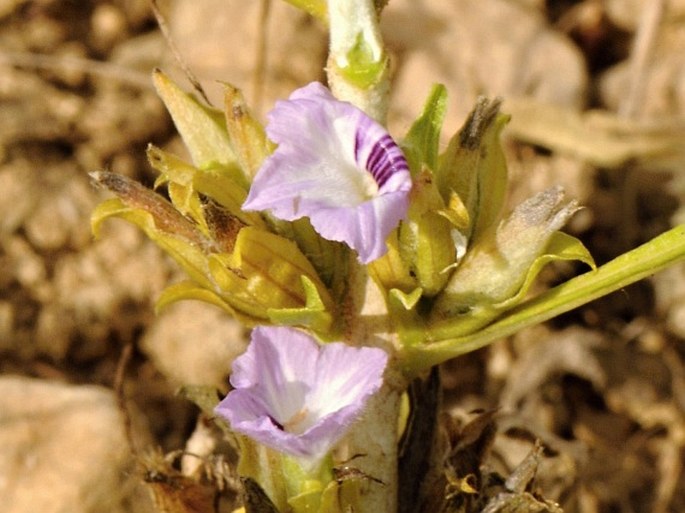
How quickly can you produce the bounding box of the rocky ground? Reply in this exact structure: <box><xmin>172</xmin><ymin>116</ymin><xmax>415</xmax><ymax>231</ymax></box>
<box><xmin>1</xmin><ymin>1</ymin><xmax>685</xmax><ymax>512</ymax></box>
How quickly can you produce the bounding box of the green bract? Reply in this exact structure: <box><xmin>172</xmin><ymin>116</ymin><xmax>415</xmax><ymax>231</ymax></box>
<box><xmin>430</xmin><ymin>186</ymin><xmax>593</xmax><ymax>337</ymax></box>
<box><xmin>92</xmin><ymin>72</ymin><xmax>338</xmax><ymax>338</ymax></box>
<box><xmin>90</xmin><ymin>73</ymin><xmax>595</xmax><ymax>366</ymax></box>
<box><xmin>337</xmin><ymin>32</ymin><xmax>388</xmax><ymax>89</ymax></box>
<box><xmin>153</xmin><ymin>70</ymin><xmax>237</xmax><ymax>172</ymax></box>
<box><xmin>368</xmin><ymin>90</ymin><xmax>595</xmax><ymax>367</ymax></box>
<box><xmin>91</xmin><ymin>71</ymin><xmax>685</xmax><ymax>383</ymax></box>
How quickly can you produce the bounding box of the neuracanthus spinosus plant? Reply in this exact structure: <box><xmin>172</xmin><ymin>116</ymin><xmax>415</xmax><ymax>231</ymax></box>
<box><xmin>90</xmin><ymin>1</ymin><xmax>685</xmax><ymax>512</ymax></box>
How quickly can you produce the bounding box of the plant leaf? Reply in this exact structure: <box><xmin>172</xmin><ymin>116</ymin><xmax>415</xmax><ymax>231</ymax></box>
<box><xmin>153</xmin><ymin>69</ymin><xmax>236</xmax><ymax>170</ymax></box>
<box><xmin>437</xmin><ymin>98</ymin><xmax>509</xmax><ymax>242</ymax></box>
<box><xmin>92</xmin><ymin>197</ymin><xmax>214</xmax><ymax>288</ymax></box>
<box><xmin>223</xmin><ymin>83</ymin><xmax>272</xmax><ymax>180</ymax></box>
<box><xmin>402</xmin><ymin>84</ymin><xmax>448</xmax><ymax>173</ymax></box>
<box><xmin>402</xmin><ymin>224</ymin><xmax>685</xmax><ymax>375</ymax></box>
<box><xmin>267</xmin><ymin>276</ymin><xmax>335</xmax><ymax>336</ymax></box>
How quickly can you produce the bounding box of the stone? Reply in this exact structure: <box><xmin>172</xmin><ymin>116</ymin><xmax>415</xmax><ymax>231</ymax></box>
<box><xmin>167</xmin><ymin>0</ymin><xmax>327</xmax><ymax>112</ymax></box>
<box><xmin>0</xmin><ymin>376</ymin><xmax>151</xmax><ymax>513</ymax></box>
<box><xmin>383</xmin><ymin>0</ymin><xmax>588</xmax><ymax>137</ymax></box>
<box><xmin>140</xmin><ymin>300</ymin><xmax>247</xmax><ymax>388</ymax></box>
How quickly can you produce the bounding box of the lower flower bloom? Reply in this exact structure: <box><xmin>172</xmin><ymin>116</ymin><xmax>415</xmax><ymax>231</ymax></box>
<box><xmin>214</xmin><ymin>326</ymin><xmax>389</xmax><ymax>464</ymax></box>
<box><xmin>242</xmin><ymin>82</ymin><xmax>412</xmax><ymax>263</ymax></box>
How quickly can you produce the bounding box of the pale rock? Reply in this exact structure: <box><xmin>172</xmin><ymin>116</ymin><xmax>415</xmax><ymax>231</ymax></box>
<box><xmin>54</xmin><ymin>221</ymin><xmax>169</xmax><ymax>313</ymax></box>
<box><xmin>600</xmin><ymin>0</ymin><xmax>685</xmax><ymax>118</ymax></box>
<box><xmin>24</xmin><ymin>167</ymin><xmax>98</xmax><ymax>252</ymax></box>
<box><xmin>75</xmin><ymin>81</ymin><xmax>167</xmax><ymax>163</ymax></box>
<box><xmin>3</xmin><ymin>235</ymin><xmax>46</xmax><ymax>291</ymax></box>
<box><xmin>0</xmin><ymin>159</ymin><xmax>96</xmax><ymax>254</ymax></box>
<box><xmin>605</xmin><ymin>0</ymin><xmax>685</xmax><ymax>31</ymax></box>
<box><xmin>34</xmin><ymin>304</ymin><xmax>76</xmax><ymax>361</ymax></box>
<box><xmin>141</xmin><ymin>300</ymin><xmax>247</xmax><ymax>387</ymax></box>
<box><xmin>118</xmin><ymin>0</ymin><xmax>154</xmax><ymax>29</ymax></box>
<box><xmin>600</xmin><ymin>46</ymin><xmax>685</xmax><ymax>118</ymax></box>
<box><xmin>90</xmin><ymin>4</ymin><xmax>129</xmax><ymax>53</ymax></box>
<box><xmin>605</xmin><ymin>0</ymin><xmax>654</xmax><ymax>31</ymax></box>
<box><xmin>168</xmin><ymin>0</ymin><xmax>327</xmax><ymax>112</ymax></box>
<box><xmin>0</xmin><ymin>376</ymin><xmax>151</xmax><ymax>513</ymax></box>
<box><xmin>507</xmin><ymin>154</ymin><xmax>596</xmax><ymax>223</ymax></box>
<box><xmin>0</xmin><ymin>67</ymin><xmax>86</xmax><ymax>146</ymax></box>
<box><xmin>0</xmin><ymin>0</ymin><xmax>26</xmax><ymax>19</ymax></box>
<box><xmin>383</xmin><ymin>0</ymin><xmax>588</xmax><ymax>137</ymax></box>
<box><xmin>47</xmin><ymin>221</ymin><xmax>171</xmax><ymax>361</ymax></box>
<box><xmin>0</xmin><ymin>159</ymin><xmax>40</xmax><ymax>235</ymax></box>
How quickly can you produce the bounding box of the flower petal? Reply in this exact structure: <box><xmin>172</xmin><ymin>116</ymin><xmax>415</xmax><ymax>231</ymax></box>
<box><xmin>214</xmin><ymin>326</ymin><xmax>388</xmax><ymax>462</ymax></box>
<box><xmin>309</xmin><ymin>341</ymin><xmax>389</xmax><ymax>419</ymax></box>
<box><xmin>228</xmin><ymin>326</ymin><xmax>318</xmax><ymax>424</ymax></box>
<box><xmin>242</xmin><ymin>82</ymin><xmax>412</xmax><ymax>263</ymax></box>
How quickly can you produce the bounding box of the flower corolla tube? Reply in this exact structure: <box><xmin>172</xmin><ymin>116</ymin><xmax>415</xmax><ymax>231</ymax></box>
<box><xmin>243</xmin><ymin>82</ymin><xmax>412</xmax><ymax>263</ymax></box>
<box><xmin>214</xmin><ymin>326</ymin><xmax>389</xmax><ymax>463</ymax></box>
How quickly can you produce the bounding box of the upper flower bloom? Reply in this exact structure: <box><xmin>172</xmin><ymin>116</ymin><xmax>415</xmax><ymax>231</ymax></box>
<box><xmin>242</xmin><ymin>82</ymin><xmax>412</xmax><ymax>263</ymax></box>
<box><xmin>214</xmin><ymin>326</ymin><xmax>388</xmax><ymax>464</ymax></box>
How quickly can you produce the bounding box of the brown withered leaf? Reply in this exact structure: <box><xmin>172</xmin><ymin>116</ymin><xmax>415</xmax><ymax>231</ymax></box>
<box><xmin>504</xmin><ymin>440</ymin><xmax>544</xmax><ymax>494</ymax></box>
<box><xmin>480</xmin><ymin>441</ymin><xmax>563</xmax><ymax>513</ymax></box>
<box><xmin>505</xmin><ymin>98</ymin><xmax>685</xmax><ymax>170</ymax></box>
<box><xmin>445</xmin><ymin>409</ymin><xmax>499</xmax><ymax>482</ymax></box>
<box><xmin>141</xmin><ymin>450</ymin><xmax>218</xmax><ymax>513</ymax></box>
<box><xmin>418</xmin><ymin>409</ymin><xmax>499</xmax><ymax>513</ymax></box>
<box><xmin>90</xmin><ymin>170</ymin><xmax>212</xmax><ymax>249</ymax></box>
<box><xmin>240</xmin><ymin>477</ymin><xmax>280</xmax><ymax>513</ymax></box>
<box><xmin>480</xmin><ymin>492</ymin><xmax>563</xmax><ymax>513</ymax></box>
<box><xmin>201</xmin><ymin>196</ymin><xmax>246</xmax><ymax>253</ymax></box>
<box><xmin>500</xmin><ymin>327</ymin><xmax>606</xmax><ymax>410</ymax></box>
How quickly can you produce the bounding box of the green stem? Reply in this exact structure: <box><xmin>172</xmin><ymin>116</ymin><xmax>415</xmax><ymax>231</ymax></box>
<box><xmin>404</xmin><ymin>224</ymin><xmax>685</xmax><ymax>375</ymax></box>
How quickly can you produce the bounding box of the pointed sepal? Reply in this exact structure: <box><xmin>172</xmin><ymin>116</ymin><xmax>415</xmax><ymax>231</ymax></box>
<box><xmin>152</xmin><ymin>69</ymin><xmax>236</xmax><ymax>171</ymax></box>
<box><xmin>437</xmin><ymin>98</ymin><xmax>509</xmax><ymax>243</ymax></box>
<box><xmin>399</xmin><ymin>167</ymin><xmax>457</xmax><ymax>296</ymax></box>
<box><xmin>90</xmin><ymin>172</ymin><xmax>215</xmax><ymax>288</ymax></box>
<box><xmin>91</xmin><ymin>172</ymin><xmax>335</xmax><ymax>333</ymax></box>
<box><xmin>223</xmin><ymin>83</ymin><xmax>273</xmax><ymax>180</ymax></box>
<box><xmin>402</xmin><ymin>84</ymin><xmax>448</xmax><ymax>174</ymax></box>
<box><xmin>368</xmin><ymin>230</ymin><xmax>417</xmax><ymax>294</ymax></box>
<box><xmin>148</xmin><ymin>144</ymin><xmax>263</xmax><ymax>229</ymax></box>
<box><xmin>430</xmin><ymin>186</ymin><xmax>590</xmax><ymax>338</ymax></box>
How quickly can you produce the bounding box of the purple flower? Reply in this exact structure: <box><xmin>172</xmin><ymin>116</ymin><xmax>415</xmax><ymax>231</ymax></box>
<box><xmin>214</xmin><ymin>326</ymin><xmax>388</xmax><ymax>463</ymax></box>
<box><xmin>242</xmin><ymin>82</ymin><xmax>412</xmax><ymax>263</ymax></box>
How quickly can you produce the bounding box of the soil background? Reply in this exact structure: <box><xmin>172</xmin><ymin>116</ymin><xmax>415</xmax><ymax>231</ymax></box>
<box><xmin>1</xmin><ymin>1</ymin><xmax>685</xmax><ymax>512</ymax></box>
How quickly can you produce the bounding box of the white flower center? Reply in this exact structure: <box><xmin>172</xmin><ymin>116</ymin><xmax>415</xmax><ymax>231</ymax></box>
<box><xmin>353</xmin><ymin>168</ymin><xmax>379</xmax><ymax>202</ymax></box>
<box><xmin>282</xmin><ymin>407</ymin><xmax>311</xmax><ymax>435</ymax></box>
